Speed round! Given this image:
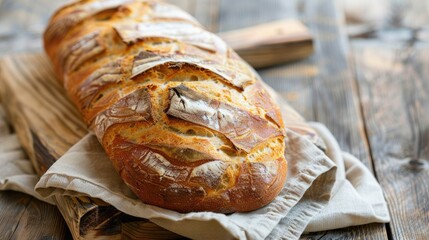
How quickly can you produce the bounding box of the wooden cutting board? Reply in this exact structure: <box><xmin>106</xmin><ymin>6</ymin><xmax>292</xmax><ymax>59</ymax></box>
<box><xmin>219</xmin><ymin>19</ymin><xmax>313</xmax><ymax>68</ymax></box>
<box><xmin>0</xmin><ymin>54</ymin><xmax>185</xmax><ymax>239</ymax></box>
<box><xmin>0</xmin><ymin>20</ymin><xmax>312</xmax><ymax>239</ymax></box>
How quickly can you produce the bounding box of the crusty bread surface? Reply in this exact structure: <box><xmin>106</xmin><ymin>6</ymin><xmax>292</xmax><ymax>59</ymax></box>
<box><xmin>44</xmin><ymin>0</ymin><xmax>287</xmax><ymax>213</ymax></box>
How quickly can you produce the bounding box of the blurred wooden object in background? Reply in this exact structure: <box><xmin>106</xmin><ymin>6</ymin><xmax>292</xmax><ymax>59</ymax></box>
<box><xmin>220</xmin><ymin>19</ymin><xmax>313</xmax><ymax>68</ymax></box>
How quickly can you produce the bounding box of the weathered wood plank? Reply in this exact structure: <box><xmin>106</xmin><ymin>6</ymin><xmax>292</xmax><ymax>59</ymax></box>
<box><xmin>166</xmin><ymin>0</ymin><xmax>195</xmax><ymax>14</ymax></box>
<box><xmin>193</xmin><ymin>0</ymin><xmax>220</xmax><ymax>32</ymax></box>
<box><xmin>353</xmin><ymin>40</ymin><xmax>429</xmax><ymax>240</ymax></box>
<box><xmin>0</xmin><ymin>0</ymin><xmax>68</xmax><ymax>54</ymax></box>
<box><xmin>0</xmin><ymin>191</ymin><xmax>69</xmax><ymax>240</ymax></box>
<box><xmin>10</xmin><ymin>196</ymin><xmax>71</xmax><ymax>239</ymax></box>
<box><xmin>303</xmin><ymin>0</ymin><xmax>374</xmax><ymax>169</ymax></box>
<box><xmin>122</xmin><ymin>221</ymin><xmax>186</xmax><ymax>240</ymax></box>
<box><xmin>219</xmin><ymin>0</ymin><xmax>314</xmax><ymax>116</ymax></box>
<box><xmin>218</xmin><ymin>0</ymin><xmax>388</xmax><ymax>239</ymax></box>
<box><xmin>0</xmin><ymin>54</ymin><xmax>190</xmax><ymax>239</ymax></box>
<box><xmin>0</xmin><ymin>54</ymin><xmax>87</xmax><ymax>174</ymax></box>
<box><xmin>345</xmin><ymin>0</ymin><xmax>429</xmax><ymax>40</ymax></box>
<box><xmin>0</xmin><ymin>79</ymin><xmax>69</xmax><ymax>239</ymax></box>
<box><xmin>0</xmin><ymin>191</ymin><xmax>31</xmax><ymax>239</ymax></box>
<box><xmin>382</xmin><ymin>0</ymin><xmax>429</xmax><ymax>30</ymax></box>
<box><xmin>300</xmin><ymin>1</ymin><xmax>388</xmax><ymax>238</ymax></box>
<box><xmin>218</xmin><ymin>0</ymin><xmax>297</xmax><ymax>32</ymax></box>
<box><xmin>219</xmin><ymin>19</ymin><xmax>313</xmax><ymax>68</ymax></box>
<box><xmin>166</xmin><ymin>0</ymin><xmax>220</xmax><ymax>31</ymax></box>
<box><xmin>259</xmin><ymin>56</ymin><xmax>317</xmax><ymax>120</ymax></box>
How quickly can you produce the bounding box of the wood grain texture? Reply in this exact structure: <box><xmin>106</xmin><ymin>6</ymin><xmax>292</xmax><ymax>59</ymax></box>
<box><xmin>0</xmin><ymin>191</ymin><xmax>70</xmax><ymax>240</ymax></box>
<box><xmin>9</xmin><ymin>195</ymin><xmax>71</xmax><ymax>240</ymax></box>
<box><xmin>346</xmin><ymin>0</ymin><xmax>429</xmax><ymax>40</ymax></box>
<box><xmin>353</xmin><ymin>40</ymin><xmax>429</xmax><ymax>240</ymax></box>
<box><xmin>219</xmin><ymin>19</ymin><xmax>313</xmax><ymax>68</ymax></box>
<box><xmin>0</xmin><ymin>54</ymin><xmax>100</xmax><ymax>239</ymax></box>
<box><xmin>0</xmin><ymin>0</ymin><xmax>69</xmax><ymax>54</ymax></box>
<box><xmin>167</xmin><ymin>0</ymin><xmax>219</xmax><ymax>32</ymax></box>
<box><xmin>0</xmin><ymin>191</ymin><xmax>32</xmax><ymax>239</ymax></box>
<box><xmin>303</xmin><ymin>0</ymin><xmax>374</xmax><ymax>169</ymax></box>
<box><xmin>122</xmin><ymin>221</ymin><xmax>186</xmax><ymax>240</ymax></box>
<box><xmin>382</xmin><ymin>0</ymin><xmax>429</xmax><ymax>30</ymax></box>
<box><xmin>0</xmin><ymin>54</ymin><xmax>87</xmax><ymax>174</ymax></box>
<box><xmin>218</xmin><ymin>0</ymin><xmax>297</xmax><ymax>32</ymax></box>
<box><xmin>259</xmin><ymin>53</ymin><xmax>317</xmax><ymax>120</ymax></box>
<box><xmin>300</xmin><ymin>1</ymin><xmax>387</xmax><ymax>238</ymax></box>
<box><xmin>0</xmin><ymin>54</ymin><xmax>190</xmax><ymax>239</ymax></box>
<box><xmin>0</xmin><ymin>57</ymin><xmax>69</xmax><ymax>239</ymax></box>
<box><xmin>193</xmin><ymin>0</ymin><xmax>220</xmax><ymax>32</ymax></box>
<box><xmin>217</xmin><ymin>0</ymin><xmax>388</xmax><ymax>239</ymax></box>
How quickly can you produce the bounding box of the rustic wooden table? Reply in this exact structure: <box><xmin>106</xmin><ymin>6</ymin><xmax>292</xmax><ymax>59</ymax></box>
<box><xmin>0</xmin><ymin>0</ymin><xmax>428</xmax><ymax>239</ymax></box>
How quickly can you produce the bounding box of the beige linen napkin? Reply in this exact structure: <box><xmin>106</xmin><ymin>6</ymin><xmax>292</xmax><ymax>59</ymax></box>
<box><xmin>32</xmin><ymin>123</ymin><xmax>389</xmax><ymax>240</ymax></box>
<box><xmin>0</xmin><ymin>99</ymin><xmax>390</xmax><ymax>239</ymax></box>
<box><xmin>305</xmin><ymin>123</ymin><xmax>390</xmax><ymax>232</ymax></box>
<box><xmin>34</xmin><ymin>128</ymin><xmax>335</xmax><ymax>240</ymax></box>
<box><xmin>0</xmin><ymin>104</ymin><xmax>390</xmax><ymax>239</ymax></box>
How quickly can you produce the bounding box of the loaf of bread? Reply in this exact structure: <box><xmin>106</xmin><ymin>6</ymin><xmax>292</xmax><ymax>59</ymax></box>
<box><xmin>44</xmin><ymin>0</ymin><xmax>287</xmax><ymax>213</ymax></box>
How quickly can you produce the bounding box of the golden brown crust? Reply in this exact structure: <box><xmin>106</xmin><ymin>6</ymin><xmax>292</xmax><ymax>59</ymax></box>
<box><xmin>108</xmin><ymin>134</ymin><xmax>287</xmax><ymax>213</ymax></box>
<box><xmin>44</xmin><ymin>0</ymin><xmax>287</xmax><ymax>213</ymax></box>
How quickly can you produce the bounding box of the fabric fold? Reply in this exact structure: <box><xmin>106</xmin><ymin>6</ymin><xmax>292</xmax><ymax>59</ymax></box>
<box><xmin>0</xmin><ymin>103</ymin><xmax>390</xmax><ymax>239</ymax></box>
<box><xmin>35</xmin><ymin>129</ymin><xmax>337</xmax><ymax>240</ymax></box>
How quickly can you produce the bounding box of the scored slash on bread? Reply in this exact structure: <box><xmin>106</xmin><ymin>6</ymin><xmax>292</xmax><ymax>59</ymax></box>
<box><xmin>44</xmin><ymin>0</ymin><xmax>288</xmax><ymax>213</ymax></box>
<box><xmin>166</xmin><ymin>84</ymin><xmax>284</xmax><ymax>152</ymax></box>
